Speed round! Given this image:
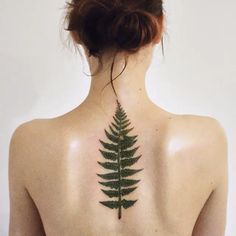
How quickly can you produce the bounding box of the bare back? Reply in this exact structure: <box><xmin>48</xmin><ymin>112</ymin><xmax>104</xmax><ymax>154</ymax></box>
<box><xmin>9</xmin><ymin>100</ymin><xmax>228</xmax><ymax>236</ymax></box>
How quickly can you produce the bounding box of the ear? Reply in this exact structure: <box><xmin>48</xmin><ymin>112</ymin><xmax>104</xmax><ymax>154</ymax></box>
<box><xmin>154</xmin><ymin>14</ymin><xmax>165</xmax><ymax>44</ymax></box>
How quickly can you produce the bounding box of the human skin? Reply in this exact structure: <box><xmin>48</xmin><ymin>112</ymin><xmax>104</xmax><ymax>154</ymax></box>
<box><xmin>8</xmin><ymin>42</ymin><xmax>228</xmax><ymax>236</ymax></box>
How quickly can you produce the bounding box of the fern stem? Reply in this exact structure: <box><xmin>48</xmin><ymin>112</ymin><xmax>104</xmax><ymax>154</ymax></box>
<box><xmin>118</xmin><ymin>144</ymin><xmax>122</xmax><ymax>219</ymax></box>
<box><xmin>117</xmin><ymin>104</ymin><xmax>122</xmax><ymax>219</ymax></box>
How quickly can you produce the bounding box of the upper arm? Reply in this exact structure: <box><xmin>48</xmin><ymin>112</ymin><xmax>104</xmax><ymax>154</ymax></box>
<box><xmin>8</xmin><ymin>121</ymin><xmax>46</xmax><ymax>236</ymax></box>
<box><xmin>192</xmin><ymin>118</ymin><xmax>228</xmax><ymax>236</ymax></box>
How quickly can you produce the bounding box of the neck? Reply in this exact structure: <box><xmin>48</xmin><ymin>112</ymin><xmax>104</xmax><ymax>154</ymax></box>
<box><xmin>83</xmin><ymin>44</ymin><xmax>156</xmax><ymax>114</ymax></box>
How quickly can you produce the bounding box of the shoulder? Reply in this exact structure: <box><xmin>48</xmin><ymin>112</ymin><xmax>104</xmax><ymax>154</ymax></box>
<box><xmin>9</xmin><ymin>118</ymin><xmax>66</xmax><ymax>187</ymax></box>
<box><xmin>10</xmin><ymin>118</ymin><xmax>51</xmax><ymax>151</ymax></box>
<box><xmin>9</xmin><ymin>118</ymin><xmax>59</xmax><ymax>166</ymax></box>
<box><xmin>165</xmin><ymin>113</ymin><xmax>227</xmax><ymax>185</ymax></box>
<box><xmin>10</xmin><ymin>115</ymin><xmax>70</xmax><ymax>141</ymax></box>
<box><xmin>11</xmin><ymin>118</ymin><xmax>46</xmax><ymax>138</ymax></box>
<box><xmin>9</xmin><ymin>115</ymin><xmax>78</xmax><ymax>163</ymax></box>
<box><xmin>166</xmin><ymin>114</ymin><xmax>227</xmax><ymax>147</ymax></box>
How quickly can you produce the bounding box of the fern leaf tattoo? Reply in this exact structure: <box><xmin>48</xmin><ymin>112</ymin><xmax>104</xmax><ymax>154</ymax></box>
<box><xmin>97</xmin><ymin>99</ymin><xmax>143</xmax><ymax>219</ymax></box>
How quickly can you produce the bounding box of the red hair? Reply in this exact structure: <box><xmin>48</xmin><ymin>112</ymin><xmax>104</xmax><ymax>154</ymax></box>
<box><xmin>64</xmin><ymin>0</ymin><xmax>164</xmax><ymax>96</ymax></box>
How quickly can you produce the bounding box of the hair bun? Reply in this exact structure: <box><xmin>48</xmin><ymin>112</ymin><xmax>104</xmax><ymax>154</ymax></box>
<box><xmin>65</xmin><ymin>0</ymin><xmax>163</xmax><ymax>56</ymax></box>
<box><xmin>106</xmin><ymin>8</ymin><xmax>159</xmax><ymax>52</ymax></box>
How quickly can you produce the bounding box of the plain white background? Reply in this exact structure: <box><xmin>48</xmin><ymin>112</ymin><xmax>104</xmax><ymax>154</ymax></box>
<box><xmin>0</xmin><ymin>0</ymin><xmax>235</xmax><ymax>235</ymax></box>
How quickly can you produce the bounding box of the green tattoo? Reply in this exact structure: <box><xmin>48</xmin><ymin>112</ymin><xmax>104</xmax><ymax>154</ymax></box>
<box><xmin>97</xmin><ymin>99</ymin><xmax>143</xmax><ymax>219</ymax></box>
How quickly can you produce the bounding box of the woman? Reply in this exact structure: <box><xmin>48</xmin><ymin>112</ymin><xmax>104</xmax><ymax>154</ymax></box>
<box><xmin>8</xmin><ymin>0</ymin><xmax>228</xmax><ymax>235</ymax></box>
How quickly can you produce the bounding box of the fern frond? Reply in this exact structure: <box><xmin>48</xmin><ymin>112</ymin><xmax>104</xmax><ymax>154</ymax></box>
<box><xmin>97</xmin><ymin>99</ymin><xmax>143</xmax><ymax>219</ymax></box>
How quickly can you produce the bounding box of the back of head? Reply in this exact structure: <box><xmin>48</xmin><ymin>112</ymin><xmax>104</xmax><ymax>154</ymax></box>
<box><xmin>64</xmin><ymin>0</ymin><xmax>165</xmax><ymax>95</ymax></box>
